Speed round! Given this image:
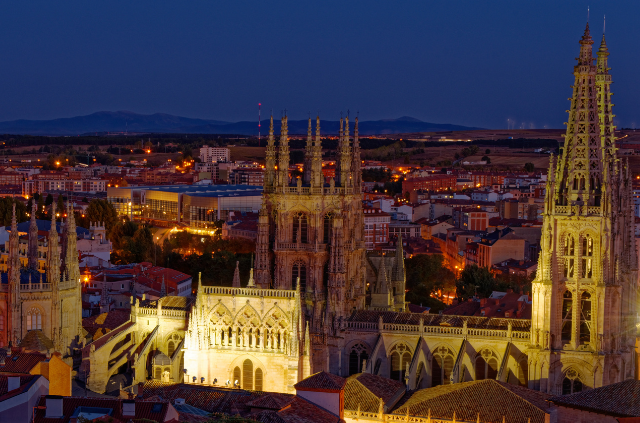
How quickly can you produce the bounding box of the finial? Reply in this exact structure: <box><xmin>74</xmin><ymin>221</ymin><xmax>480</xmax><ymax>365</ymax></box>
<box><xmin>587</xmin><ymin>6</ymin><xmax>590</xmax><ymax>23</ymax></box>
<box><xmin>603</xmin><ymin>14</ymin><xmax>605</xmax><ymax>34</ymax></box>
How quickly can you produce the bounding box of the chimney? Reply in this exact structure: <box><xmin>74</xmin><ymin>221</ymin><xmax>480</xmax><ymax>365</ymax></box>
<box><xmin>122</xmin><ymin>399</ymin><xmax>136</xmax><ymax>417</ymax></box>
<box><xmin>45</xmin><ymin>396</ymin><xmax>64</xmax><ymax>419</ymax></box>
<box><xmin>7</xmin><ymin>376</ymin><xmax>20</xmax><ymax>392</ymax></box>
<box><xmin>137</xmin><ymin>382</ymin><xmax>144</xmax><ymax>399</ymax></box>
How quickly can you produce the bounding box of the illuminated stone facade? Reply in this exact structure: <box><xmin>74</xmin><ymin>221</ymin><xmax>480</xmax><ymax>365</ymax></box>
<box><xmin>0</xmin><ymin>202</ymin><xmax>83</xmax><ymax>357</ymax></box>
<box><xmin>528</xmin><ymin>23</ymin><xmax>637</xmax><ymax>394</ymax></box>
<box><xmin>82</xmin><ymin>25</ymin><xmax>636</xmax><ymax>396</ymax></box>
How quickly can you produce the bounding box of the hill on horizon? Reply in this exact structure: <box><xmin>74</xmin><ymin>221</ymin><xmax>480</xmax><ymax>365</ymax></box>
<box><xmin>0</xmin><ymin>111</ymin><xmax>481</xmax><ymax>136</ymax></box>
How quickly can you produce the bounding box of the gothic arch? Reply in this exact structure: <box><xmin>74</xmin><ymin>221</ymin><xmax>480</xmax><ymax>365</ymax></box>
<box><xmin>262</xmin><ymin>304</ymin><xmax>291</xmax><ymax>327</ymax></box>
<box><xmin>234</xmin><ymin>303</ymin><xmax>262</xmax><ymax>328</ymax></box>
<box><xmin>387</xmin><ymin>341</ymin><xmax>412</xmax><ymax>384</ymax></box>
<box><xmin>549</xmin><ymin>358</ymin><xmax>593</xmax><ymax>394</ymax></box>
<box><xmin>474</xmin><ymin>347</ymin><xmax>499</xmax><ymax>381</ymax></box>
<box><xmin>25</xmin><ymin>305</ymin><xmax>45</xmax><ymax>331</ymax></box>
<box><xmin>228</xmin><ymin>354</ymin><xmax>267</xmax><ymax>390</ymax></box>
<box><xmin>345</xmin><ymin>340</ymin><xmax>371</xmax><ymax>376</ymax></box>
<box><xmin>431</xmin><ymin>344</ymin><xmax>455</xmax><ymax>386</ymax></box>
<box><xmin>207</xmin><ymin>303</ymin><xmax>233</xmax><ymax>326</ymax></box>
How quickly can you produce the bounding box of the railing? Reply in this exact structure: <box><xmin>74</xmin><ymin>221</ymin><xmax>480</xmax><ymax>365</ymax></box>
<box><xmin>344</xmin><ymin>319</ymin><xmax>531</xmax><ymax>341</ymax></box>
<box><xmin>345</xmin><ymin>321</ymin><xmax>378</xmax><ymax>330</ymax></box>
<box><xmin>20</xmin><ymin>283</ymin><xmax>52</xmax><ymax>292</ymax></box>
<box><xmin>587</xmin><ymin>206</ymin><xmax>601</xmax><ymax>215</ymax></box>
<box><xmin>555</xmin><ymin>206</ymin><xmax>569</xmax><ymax>214</ymax></box>
<box><xmin>274</xmin><ymin>242</ymin><xmax>327</xmax><ymax>252</ymax></box>
<box><xmin>264</xmin><ymin>185</ymin><xmax>354</xmax><ymax>196</ymax></box>
<box><xmin>343</xmin><ymin>410</ymin><xmax>469</xmax><ymax>423</ymax></box>
<box><xmin>161</xmin><ymin>309</ymin><xmax>187</xmax><ymax>318</ymax></box>
<box><xmin>203</xmin><ymin>286</ymin><xmax>296</xmax><ymax>298</ymax></box>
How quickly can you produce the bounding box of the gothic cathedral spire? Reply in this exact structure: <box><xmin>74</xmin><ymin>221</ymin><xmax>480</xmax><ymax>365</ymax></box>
<box><xmin>28</xmin><ymin>200</ymin><xmax>38</xmax><ymax>270</ymax></box>
<box><xmin>530</xmin><ymin>22</ymin><xmax>637</xmax><ymax>394</ymax></box>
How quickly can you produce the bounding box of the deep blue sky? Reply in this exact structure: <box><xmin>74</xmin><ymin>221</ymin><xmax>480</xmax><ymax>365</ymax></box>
<box><xmin>0</xmin><ymin>1</ymin><xmax>638</xmax><ymax>129</ymax></box>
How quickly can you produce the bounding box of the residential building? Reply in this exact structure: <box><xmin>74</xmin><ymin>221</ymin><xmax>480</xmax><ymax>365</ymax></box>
<box><xmin>198</xmin><ymin>145</ymin><xmax>230</xmax><ymax>163</ymax></box>
<box><xmin>363</xmin><ymin>207</ymin><xmax>390</xmax><ymax>249</ymax></box>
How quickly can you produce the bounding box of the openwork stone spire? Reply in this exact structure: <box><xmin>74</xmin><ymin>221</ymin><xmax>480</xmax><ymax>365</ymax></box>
<box><xmin>28</xmin><ymin>200</ymin><xmax>38</xmax><ymax>270</ymax></box>
<box><xmin>277</xmin><ymin>116</ymin><xmax>289</xmax><ymax>187</ymax></box>
<box><xmin>264</xmin><ymin>116</ymin><xmax>276</xmax><ymax>189</ymax></box>
<box><xmin>554</xmin><ymin>22</ymin><xmax>603</xmax><ymax>209</ymax></box>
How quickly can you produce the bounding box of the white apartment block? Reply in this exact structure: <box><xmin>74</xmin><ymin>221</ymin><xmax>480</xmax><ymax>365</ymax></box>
<box><xmin>199</xmin><ymin>145</ymin><xmax>230</xmax><ymax>163</ymax></box>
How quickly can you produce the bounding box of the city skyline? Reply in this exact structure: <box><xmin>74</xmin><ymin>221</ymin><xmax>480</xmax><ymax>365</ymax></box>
<box><xmin>1</xmin><ymin>2</ymin><xmax>639</xmax><ymax>129</ymax></box>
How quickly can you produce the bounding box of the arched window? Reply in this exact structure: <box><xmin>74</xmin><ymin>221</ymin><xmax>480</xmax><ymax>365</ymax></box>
<box><xmin>323</xmin><ymin>213</ymin><xmax>333</xmax><ymax>244</ymax></box>
<box><xmin>293</xmin><ymin>213</ymin><xmax>308</xmax><ymax>244</ymax></box>
<box><xmin>26</xmin><ymin>308</ymin><xmax>42</xmax><ymax>331</ymax></box>
<box><xmin>609</xmin><ymin>366</ymin><xmax>619</xmax><ymax>384</ymax></box>
<box><xmin>233</xmin><ymin>367</ymin><xmax>241</xmax><ymax>386</ymax></box>
<box><xmin>167</xmin><ymin>333</ymin><xmax>181</xmax><ymax>358</ymax></box>
<box><xmin>243</xmin><ymin>359</ymin><xmax>254</xmax><ymax>390</ymax></box>
<box><xmin>579</xmin><ymin>292</ymin><xmax>592</xmax><ymax>345</ymax></box>
<box><xmin>291</xmin><ymin>261</ymin><xmax>306</xmax><ymax>292</ymax></box>
<box><xmin>432</xmin><ymin>346</ymin><xmax>454</xmax><ymax>386</ymax></box>
<box><xmin>562</xmin><ymin>369</ymin><xmax>583</xmax><ymax>395</ymax></box>
<box><xmin>255</xmin><ymin>368</ymin><xmax>263</xmax><ymax>391</ymax></box>
<box><xmin>389</xmin><ymin>343</ymin><xmax>411</xmax><ymax>384</ymax></box>
<box><xmin>168</xmin><ymin>341</ymin><xmax>175</xmax><ymax>357</ymax></box>
<box><xmin>564</xmin><ymin>235</ymin><xmax>575</xmax><ymax>278</ymax></box>
<box><xmin>561</xmin><ymin>291</ymin><xmax>572</xmax><ymax>344</ymax></box>
<box><xmin>475</xmin><ymin>349</ymin><xmax>498</xmax><ymax>381</ymax></box>
<box><xmin>348</xmin><ymin>343</ymin><xmax>369</xmax><ymax>375</ymax></box>
<box><xmin>581</xmin><ymin>236</ymin><xmax>593</xmax><ymax>278</ymax></box>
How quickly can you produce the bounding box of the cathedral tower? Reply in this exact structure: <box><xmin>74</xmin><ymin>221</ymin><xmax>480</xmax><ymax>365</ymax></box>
<box><xmin>254</xmin><ymin>114</ymin><xmax>369</xmax><ymax>333</ymax></box>
<box><xmin>530</xmin><ymin>23</ymin><xmax>637</xmax><ymax>395</ymax></box>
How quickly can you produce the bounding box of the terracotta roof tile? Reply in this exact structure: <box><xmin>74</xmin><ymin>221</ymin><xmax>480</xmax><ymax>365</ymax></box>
<box><xmin>392</xmin><ymin>379</ymin><xmax>550</xmax><ymax>423</ymax></box>
<box><xmin>347</xmin><ymin>373</ymin><xmax>405</xmax><ymax>408</ymax></box>
<box><xmin>294</xmin><ymin>371</ymin><xmax>346</xmax><ymax>391</ymax></box>
<box><xmin>18</xmin><ymin>331</ymin><xmax>54</xmax><ymax>352</ymax></box>
<box><xmin>549</xmin><ymin>379</ymin><xmax>640</xmax><ymax>417</ymax></box>
<box><xmin>0</xmin><ymin>351</ymin><xmax>46</xmax><ymax>373</ymax></box>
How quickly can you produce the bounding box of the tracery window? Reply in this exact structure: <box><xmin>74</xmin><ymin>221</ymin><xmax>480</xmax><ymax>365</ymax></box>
<box><xmin>348</xmin><ymin>343</ymin><xmax>369</xmax><ymax>376</ymax></box>
<box><xmin>561</xmin><ymin>291</ymin><xmax>573</xmax><ymax>344</ymax></box>
<box><xmin>562</xmin><ymin>369</ymin><xmax>583</xmax><ymax>395</ymax></box>
<box><xmin>581</xmin><ymin>235</ymin><xmax>593</xmax><ymax>278</ymax></box>
<box><xmin>389</xmin><ymin>343</ymin><xmax>411</xmax><ymax>384</ymax></box>
<box><xmin>475</xmin><ymin>349</ymin><xmax>498</xmax><ymax>381</ymax></box>
<box><xmin>292</xmin><ymin>212</ymin><xmax>308</xmax><ymax>244</ymax></box>
<box><xmin>323</xmin><ymin>213</ymin><xmax>333</xmax><ymax>244</ymax></box>
<box><xmin>167</xmin><ymin>333</ymin><xmax>181</xmax><ymax>358</ymax></box>
<box><xmin>26</xmin><ymin>308</ymin><xmax>42</xmax><ymax>331</ymax></box>
<box><xmin>579</xmin><ymin>292</ymin><xmax>592</xmax><ymax>345</ymax></box>
<box><xmin>291</xmin><ymin>261</ymin><xmax>306</xmax><ymax>292</ymax></box>
<box><xmin>564</xmin><ymin>235</ymin><xmax>575</xmax><ymax>278</ymax></box>
<box><xmin>432</xmin><ymin>346</ymin><xmax>454</xmax><ymax>386</ymax></box>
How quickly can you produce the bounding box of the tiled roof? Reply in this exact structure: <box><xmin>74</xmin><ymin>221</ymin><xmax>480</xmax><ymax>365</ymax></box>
<box><xmin>18</xmin><ymin>330</ymin><xmax>54</xmax><ymax>352</ymax></box>
<box><xmin>548</xmin><ymin>379</ymin><xmax>640</xmax><ymax>417</ymax></box>
<box><xmin>140</xmin><ymin>296</ymin><xmax>194</xmax><ymax>311</ymax></box>
<box><xmin>294</xmin><ymin>371</ymin><xmax>346</xmax><ymax>391</ymax></box>
<box><xmin>0</xmin><ymin>351</ymin><xmax>46</xmax><ymax>373</ymax></box>
<box><xmin>347</xmin><ymin>310</ymin><xmax>531</xmax><ymax>331</ymax></box>
<box><xmin>142</xmin><ymin>382</ymin><xmax>341</xmax><ymax>423</ymax></box>
<box><xmin>32</xmin><ymin>396</ymin><xmax>176</xmax><ymax>423</ymax></box>
<box><xmin>392</xmin><ymin>379</ymin><xmax>550</xmax><ymax>423</ymax></box>
<box><xmin>247</xmin><ymin>393</ymin><xmax>295</xmax><ymax>410</ymax></box>
<box><xmin>83</xmin><ymin>309</ymin><xmax>131</xmax><ymax>339</ymax></box>
<box><xmin>344</xmin><ymin>373</ymin><xmax>405</xmax><ymax>413</ymax></box>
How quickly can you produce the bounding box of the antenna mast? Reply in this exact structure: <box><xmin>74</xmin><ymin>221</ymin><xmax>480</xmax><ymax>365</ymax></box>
<box><xmin>258</xmin><ymin>103</ymin><xmax>261</xmax><ymax>147</ymax></box>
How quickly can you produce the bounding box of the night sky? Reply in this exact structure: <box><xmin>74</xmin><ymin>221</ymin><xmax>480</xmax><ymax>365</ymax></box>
<box><xmin>0</xmin><ymin>1</ymin><xmax>638</xmax><ymax>129</ymax></box>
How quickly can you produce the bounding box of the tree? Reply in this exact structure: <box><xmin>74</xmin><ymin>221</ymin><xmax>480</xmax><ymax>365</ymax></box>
<box><xmin>481</xmin><ymin>155</ymin><xmax>491</xmax><ymax>164</ymax></box>
<box><xmin>485</xmin><ymin>148</ymin><xmax>491</xmax><ymax>154</ymax></box>
<box><xmin>45</xmin><ymin>193</ymin><xmax>54</xmax><ymax>206</ymax></box>
<box><xmin>56</xmin><ymin>194</ymin><xmax>65</xmax><ymax>214</ymax></box>
<box><xmin>405</xmin><ymin>254</ymin><xmax>455</xmax><ymax>312</ymax></box>
<box><xmin>82</xmin><ymin>199</ymin><xmax>118</xmax><ymax>233</ymax></box>
<box><xmin>0</xmin><ymin>198</ymin><xmax>28</xmax><ymax>225</ymax></box>
<box><xmin>524</xmin><ymin>162</ymin><xmax>535</xmax><ymax>172</ymax></box>
<box><xmin>457</xmin><ymin>265</ymin><xmax>497</xmax><ymax>300</ymax></box>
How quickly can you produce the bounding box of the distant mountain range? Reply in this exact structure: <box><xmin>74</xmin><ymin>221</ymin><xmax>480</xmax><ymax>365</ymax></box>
<box><xmin>0</xmin><ymin>111</ymin><xmax>481</xmax><ymax>136</ymax></box>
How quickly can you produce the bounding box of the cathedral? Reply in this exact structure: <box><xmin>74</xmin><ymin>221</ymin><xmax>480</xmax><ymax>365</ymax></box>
<box><xmin>81</xmin><ymin>22</ymin><xmax>637</xmax><ymax>396</ymax></box>
<box><xmin>0</xmin><ymin>202</ymin><xmax>84</xmax><ymax>358</ymax></box>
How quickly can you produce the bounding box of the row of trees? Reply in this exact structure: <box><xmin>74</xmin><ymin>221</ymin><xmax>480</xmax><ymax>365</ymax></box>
<box><xmin>404</xmin><ymin>255</ymin><xmax>534</xmax><ymax>313</ymax></box>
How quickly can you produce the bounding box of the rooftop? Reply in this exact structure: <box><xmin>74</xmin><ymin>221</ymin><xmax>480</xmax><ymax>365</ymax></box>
<box><xmin>549</xmin><ymin>379</ymin><xmax>640</xmax><ymax>417</ymax></box>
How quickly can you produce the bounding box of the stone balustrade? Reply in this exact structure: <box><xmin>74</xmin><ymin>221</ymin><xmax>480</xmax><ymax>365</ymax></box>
<box><xmin>203</xmin><ymin>286</ymin><xmax>296</xmax><ymax>298</ymax></box>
